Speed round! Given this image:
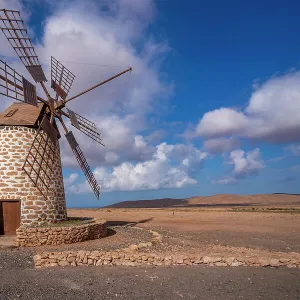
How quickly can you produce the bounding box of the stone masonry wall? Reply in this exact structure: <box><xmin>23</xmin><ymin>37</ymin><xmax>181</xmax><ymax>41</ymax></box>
<box><xmin>0</xmin><ymin>126</ymin><xmax>67</xmax><ymax>226</ymax></box>
<box><xmin>17</xmin><ymin>219</ymin><xmax>107</xmax><ymax>247</ymax></box>
<box><xmin>34</xmin><ymin>251</ymin><xmax>300</xmax><ymax>268</ymax></box>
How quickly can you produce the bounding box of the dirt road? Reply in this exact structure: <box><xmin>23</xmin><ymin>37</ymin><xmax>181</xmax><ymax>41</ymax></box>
<box><xmin>0</xmin><ymin>249</ymin><xmax>299</xmax><ymax>300</ymax></box>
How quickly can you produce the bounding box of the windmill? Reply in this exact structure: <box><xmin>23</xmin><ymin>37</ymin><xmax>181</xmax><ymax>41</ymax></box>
<box><xmin>0</xmin><ymin>9</ymin><xmax>131</xmax><ymax>230</ymax></box>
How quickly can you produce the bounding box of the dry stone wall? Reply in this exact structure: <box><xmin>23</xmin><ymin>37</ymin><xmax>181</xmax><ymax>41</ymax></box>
<box><xmin>34</xmin><ymin>251</ymin><xmax>300</xmax><ymax>268</ymax></box>
<box><xmin>17</xmin><ymin>219</ymin><xmax>107</xmax><ymax>247</ymax></box>
<box><xmin>0</xmin><ymin>126</ymin><xmax>67</xmax><ymax>226</ymax></box>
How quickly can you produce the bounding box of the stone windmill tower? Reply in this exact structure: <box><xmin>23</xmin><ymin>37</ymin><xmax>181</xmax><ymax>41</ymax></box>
<box><xmin>0</xmin><ymin>9</ymin><xmax>131</xmax><ymax>234</ymax></box>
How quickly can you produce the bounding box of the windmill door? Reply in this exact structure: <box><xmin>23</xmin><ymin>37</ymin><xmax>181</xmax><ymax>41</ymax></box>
<box><xmin>0</xmin><ymin>200</ymin><xmax>21</xmax><ymax>235</ymax></box>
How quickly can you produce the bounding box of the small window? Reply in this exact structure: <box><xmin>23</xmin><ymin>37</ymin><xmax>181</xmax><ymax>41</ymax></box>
<box><xmin>5</xmin><ymin>108</ymin><xmax>18</xmax><ymax>117</ymax></box>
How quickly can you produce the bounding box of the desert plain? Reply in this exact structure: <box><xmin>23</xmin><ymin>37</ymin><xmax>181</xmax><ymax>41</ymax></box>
<box><xmin>1</xmin><ymin>193</ymin><xmax>300</xmax><ymax>300</ymax></box>
<box><xmin>67</xmin><ymin>194</ymin><xmax>300</xmax><ymax>259</ymax></box>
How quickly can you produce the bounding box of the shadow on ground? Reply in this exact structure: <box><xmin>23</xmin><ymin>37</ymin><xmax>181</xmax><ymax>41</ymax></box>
<box><xmin>106</xmin><ymin>218</ymin><xmax>153</xmax><ymax>227</ymax></box>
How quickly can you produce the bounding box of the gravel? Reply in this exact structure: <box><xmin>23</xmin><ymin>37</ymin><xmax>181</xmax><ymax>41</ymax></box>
<box><xmin>0</xmin><ymin>264</ymin><xmax>299</xmax><ymax>299</ymax></box>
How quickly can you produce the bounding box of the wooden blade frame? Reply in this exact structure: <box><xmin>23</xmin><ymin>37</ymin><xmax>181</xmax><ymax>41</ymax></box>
<box><xmin>67</xmin><ymin>109</ymin><xmax>104</xmax><ymax>146</ymax></box>
<box><xmin>65</xmin><ymin>131</ymin><xmax>100</xmax><ymax>199</ymax></box>
<box><xmin>0</xmin><ymin>59</ymin><xmax>37</xmax><ymax>105</ymax></box>
<box><xmin>22</xmin><ymin>116</ymin><xmax>58</xmax><ymax>200</ymax></box>
<box><xmin>51</xmin><ymin>56</ymin><xmax>75</xmax><ymax>100</ymax></box>
<box><xmin>0</xmin><ymin>9</ymin><xmax>47</xmax><ymax>82</ymax></box>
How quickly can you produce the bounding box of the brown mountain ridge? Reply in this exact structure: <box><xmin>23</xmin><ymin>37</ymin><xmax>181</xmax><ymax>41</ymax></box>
<box><xmin>105</xmin><ymin>194</ymin><xmax>300</xmax><ymax>209</ymax></box>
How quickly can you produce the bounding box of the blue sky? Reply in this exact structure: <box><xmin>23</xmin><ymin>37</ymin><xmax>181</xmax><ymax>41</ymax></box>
<box><xmin>1</xmin><ymin>0</ymin><xmax>300</xmax><ymax>207</ymax></box>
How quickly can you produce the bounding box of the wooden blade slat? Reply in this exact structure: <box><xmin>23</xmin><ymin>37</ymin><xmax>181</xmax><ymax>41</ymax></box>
<box><xmin>0</xmin><ymin>59</ymin><xmax>39</xmax><ymax>106</ymax></box>
<box><xmin>0</xmin><ymin>9</ymin><xmax>47</xmax><ymax>82</ymax></box>
<box><xmin>40</xmin><ymin>114</ymin><xmax>58</xmax><ymax>145</ymax></box>
<box><xmin>22</xmin><ymin>77</ymin><xmax>37</xmax><ymax>106</ymax></box>
<box><xmin>51</xmin><ymin>56</ymin><xmax>75</xmax><ymax>100</ymax></box>
<box><xmin>0</xmin><ymin>59</ymin><xmax>24</xmax><ymax>102</ymax></box>
<box><xmin>65</xmin><ymin>131</ymin><xmax>100</xmax><ymax>199</ymax></box>
<box><xmin>22</xmin><ymin>116</ymin><xmax>58</xmax><ymax>200</ymax></box>
<box><xmin>67</xmin><ymin>109</ymin><xmax>104</xmax><ymax>146</ymax></box>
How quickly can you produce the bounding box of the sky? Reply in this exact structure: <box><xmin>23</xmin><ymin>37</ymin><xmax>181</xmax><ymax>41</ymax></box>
<box><xmin>0</xmin><ymin>0</ymin><xmax>300</xmax><ymax>207</ymax></box>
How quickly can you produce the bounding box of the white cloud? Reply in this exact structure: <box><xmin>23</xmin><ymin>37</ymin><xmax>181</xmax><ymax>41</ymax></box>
<box><xmin>286</xmin><ymin>144</ymin><xmax>300</xmax><ymax>156</ymax></box>
<box><xmin>230</xmin><ymin>148</ymin><xmax>263</xmax><ymax>177</ymax></box>
<box><xmin>1</xmin><ymin>0</ymin><xmax>196</xmax><ymax>193</ymax></box>
<box><xmin>195</xmin><ymin>71</ymin><xmax>300</xmax><ymax>143</ymax></box>
<box><xmin>196</xmin><ymin>108</ymin><xmax>248</xmax><ymax>138</ymax></box>
<box><xmin>213</xmin><ymin>148</ymin><xmax>264</xmax><ymax>184</ymax></box>
<box><xmin>64</xmin><ymin>173</ymin><xmax>79</xmax><ymax>185</ymax></box>
<box><xmin>212</xmin><ymin>177</ymin><xmax>237</xmax><ymax>185</ymax></box>
<box><xmin>204</xmin><ymin>137</ymin><xmax>240</xmax><ymax>154</ymax></box>
<box><xmin>67</xmin><ymin>142</ymin><xmax>207</xmax><ymax>192</ymax></box>
<box><xmin>35</xmin><ymin>0</ymin><xmax>173</xmax><ymax>172</ymax></box>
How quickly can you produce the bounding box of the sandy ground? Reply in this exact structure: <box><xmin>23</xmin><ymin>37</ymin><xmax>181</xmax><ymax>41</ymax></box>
<box><xmin>68</xmin><ymin>207</ymin><xmax>300</xmax><ymax>255</ymax></box>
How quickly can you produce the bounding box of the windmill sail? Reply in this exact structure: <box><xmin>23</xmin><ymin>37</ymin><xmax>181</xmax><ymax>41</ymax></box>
<box><xmin>67</xmin><ymin>109</ymin><xmax>104</xmax><ymax>146</ymax></box>
<box><xmin>22</xmin><ymin>116</ymin><xmax>59</xmax><ymax>200</ymax></box>
<box><xmin>0</xmin><ymin>59</ymin><xmax>37</xmax><ymax>106</ymax></box>
<box><xmin>51</xmin><ymin>56</ymin><xmax>75</xmax><ymax>100</ymax></box>
<box><xmin>0</xmin><ymin>9</ymin><xmax>47</xmax><ymax>82</ymax></box>
<box><xmin>65</xmin><ymin>131</ymin><xmax>100</xmax><ymax>199</ymax></box>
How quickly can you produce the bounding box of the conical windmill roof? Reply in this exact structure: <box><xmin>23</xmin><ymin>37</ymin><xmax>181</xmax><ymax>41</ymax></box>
<box><xmin>0</xmin><ymin>102</ymin><xmax>45</xmax><ymax>127</ymax></box>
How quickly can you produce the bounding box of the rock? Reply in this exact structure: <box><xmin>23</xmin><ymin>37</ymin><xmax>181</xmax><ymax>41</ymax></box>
<box><xmin>122</xmin><ymin>261</ymin><xmax>138</xmax><ymax>267</ymax></box>
<box><xmin>96</xmin><ymin>260</ymin><xmax>103</xmax><ymax>266</ymax></box>
<box><xmin>203</xmin><ymin>256</ymin><xmax>212</xmax><ymax>264</ymax></box>
<box><xmin>246</xmin><ymin>258</ymin><xmax>258</xmax><ymax>266</ymax></box>
<box><xmin>193</xmin><ymin>258</ymin><xmax>202</xmax><ymax>264</ymax></box>
<box><xmin>231</xmin><ymin>261</ymin><xmax>243</xmax><ymax>267</ymax></box>
<box><xmin>139</xmin><ymin>242</ymin><xmax>151</xmax><ymax>248</ymax></box>
<box><xmin>130</xmin><ymin>256</ymin><xmax>136</xmax><ymax>262</ymax></box>
<box><xmin>211</xmin><ymin>257</ymin><xmax>222</xmax><ymax>263</ymax></box>
<box><xmin>215</xmin><ymin>262</ymin><xmax>227</xmax><ymax>267</ymax></box>
<box><xmin>128</xmin><ymin>245</ymin><xmax>138</xmax><ymax>252</ymax></box>
<box><xmin>287</xmin><ymin>264</ymin><xmax>296</xmax><ymax>268</ymax></box>
<box><xmin>58</xmin><ymin>261</ymin><xmax>69</xmax><ymax>267</ymax></box>
<box><xmin>258</xmin><ymin>258</ymin><xmax>270</xmax><ymax>267</ymax></box>
<box><xmin>225</xmin><ymin>257</ymin><xmax>235</xmax><ymax>265</ymax></box>
<box><xmin>34</xmin><ymin>254</ymin><xmax>42</xmax><ymax>261</ymax></box>
<box><xmin>279</xmin><ymin>258</ymin><xmax>290</xmax><ymax>263</ymax></box>
<box><xmin>176</xmin><ymin>257</ymin><xmax>184</xmax><ymax>264</ymax></box>
<box><xmin>67</xmin><ymin>257</ymin><xmax>76</xmax><ymax>263</ymax></box>
<box><xmin>269</xmin><ymin>259</ymin><xmax>280</xmax><ymax>267</ymax></box>
<box><xmin>147</xmin><ymin>256</ymin><xmax>154</xmax><ymax>262</ymax></box>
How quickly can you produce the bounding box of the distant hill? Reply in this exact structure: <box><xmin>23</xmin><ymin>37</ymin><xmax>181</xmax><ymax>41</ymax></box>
<box><xmin>105</xmin><ymin>194</ymin><xmax>300</xmax><ymax>209</ymax></box>
<box><xmin>106</xmin><ymin>198</ymin><xmax>186</xmax><ymax>208</ymax></box>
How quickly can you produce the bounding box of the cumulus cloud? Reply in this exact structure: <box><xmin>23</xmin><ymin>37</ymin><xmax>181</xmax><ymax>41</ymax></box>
<box><xmin>1</xmin><ymin>0</ymin><xmax>202</xmax><ymax>193</ymax></box>
<box><xmin>213</xmin><ymin>148</ymin><xmax>264</xmax><ymax>184</ymax></box>
<box><xmin>35</xmin><ymin>0</ymin><xmax>173</xmax><ymax>171</ymax></box>
<box><xmin>229</xmin><ymin>148</ymin><xmax>264</xmax><ymax>177</ymax></box>
<box><xmin>204</xmin><ymin>137</ymin><xmax>240</xmax><ymax>154</ymax></box>
<box><xmin>67</xmin><ymin>142</ymin><xmax>207</xmax><ymax>193</ymax></box>
<box><xmin>196</xmin><ymin>71</ymin><xmax>300</xmax><ymax>144</ymax></box>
